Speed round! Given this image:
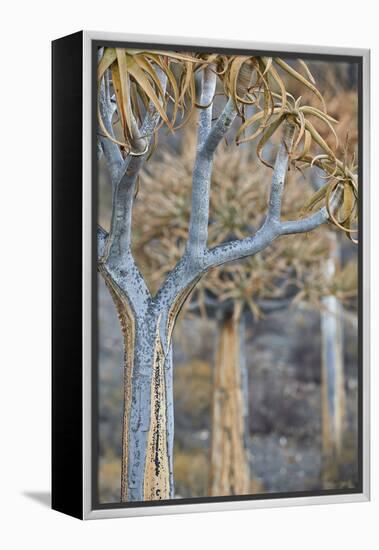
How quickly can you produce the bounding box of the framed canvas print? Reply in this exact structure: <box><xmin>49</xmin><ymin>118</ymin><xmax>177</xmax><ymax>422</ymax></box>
<box><xmin>52</xmin><ymin>31</ymin><xmax>370</xmax><ymax>519</ymax></box>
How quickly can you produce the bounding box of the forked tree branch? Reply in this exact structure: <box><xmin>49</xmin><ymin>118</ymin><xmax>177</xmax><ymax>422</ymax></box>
<box><xmin>202</xmin><ymin>123</ymin><xmax>342</xmax><ymax>270</ymax></box>
<box><xmin>97</xmin><ymin>225</ymin><xmax>151</xmax><ymax>311</ymax></box>
<box><xmin>188</xmin><ymin>80</ymin><xmax>238</xmax><ymax>260</ymax></box>
<box><xmin>97</xmin><ymin>68</ymin><xmax>168</xmax><ymax>306</ymax></box>
<box><xmin>203</xmin><ymin>205</ymin><xmax>330</xmax><ymax>268</ymax></box>
<box><xmin>104</xmin><ymin>70</ymin><xmax>168</xmax><ymax>269</ymax></box>
<box><xmin>157</xmin><ymin>120</ymin><xmax>339</xmax><ymax>314</ymax></box>
<box><xmin>204</xmin><ymin>222</ymin><xmax>279</xmax><ymax>268</ymax></box>
<box><xmin>98</xmin><ymin>68</ymin><xmax>339</xmax><ymax>318</ymax></box>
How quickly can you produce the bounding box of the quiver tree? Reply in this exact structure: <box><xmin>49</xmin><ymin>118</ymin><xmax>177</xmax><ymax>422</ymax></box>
<box><xmin>97</xmin><ymin>48</ymin><xmax>358</xmax><ymax>502</ymax></box>
<box><xmin>132</xmin><ymin>128</ymin><xmax>358</xmax><ymax>495</ymax></box>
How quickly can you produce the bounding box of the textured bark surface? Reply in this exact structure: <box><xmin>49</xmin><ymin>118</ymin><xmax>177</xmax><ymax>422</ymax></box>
<box><xmin>97</xmin><ymin>63</ymin><xmax>337</xmax><ymax>501</ymax></box>
<box><xmin>143</xmin><ymin>315</ymin><xmax>170</xmax><ymax>500</ymax></box>
<box><xmin>97</xmin><ymin>264</ymin><xmax>136</xmax><ymax>502</ymax></box>
<box><xmin>99</xmin><ymin>255</ymin><xmax>199</xmax><ymax>501</ymax></box>
<box><xmin>320</xmin><ymin>233</ymin><xmax>346</xmax><ymax>484</ymax></box>
<box><xmin>209</xmin><ymin>311</ymin><xmax>250</xmax><ymax>496</ymax></box>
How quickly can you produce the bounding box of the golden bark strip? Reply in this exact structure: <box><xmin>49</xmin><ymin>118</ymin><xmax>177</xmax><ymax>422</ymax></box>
<box><xmin>143</xmin><ymin>315</ymin><xmax>170</xmax><ymax>500</ymax></box>
<box><xmin>166</xmin><ymin>277</ymin><xmax>201</xmax><ymax>346</ymax></box>
<box><xmin>97</xmin><ymin>264</ymin><xmax>136</xmax><ymax>502</ymax></box>
<box><xmin>209</xmin><ymin>313</ymin><xmax>250</xmax><ymax>496</ymax></box>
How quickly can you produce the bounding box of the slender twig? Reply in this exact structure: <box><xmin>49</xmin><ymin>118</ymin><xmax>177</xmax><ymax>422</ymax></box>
<box><xmin>266</xmin><ymin>124</ymin><xmax>295</xmax><ymax>221</ymax></box>
<box><xmin>279</xmin><ymin>208</ymin><xmax>328</xmax><ymax>235</ymax></box>
<box><xmin>202</xmin><ymin>124</ymin><xmax>340</xmax><ymax>269</ymax></box>
<box><xmin>97</xmin><ymin>225</ymin><xmax>151</xmax><ymax>311</ymax></box>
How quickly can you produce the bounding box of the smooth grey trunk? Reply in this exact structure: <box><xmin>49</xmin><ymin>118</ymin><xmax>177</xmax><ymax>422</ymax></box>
<box><xmin>321</xmin><ymin>232</ymin><xmax>346</xmax><ymax>485</ymax></box>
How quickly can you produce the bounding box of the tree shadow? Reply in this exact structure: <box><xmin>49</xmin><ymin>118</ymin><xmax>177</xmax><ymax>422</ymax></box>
<box><xmin>23</xmin><ymin>491</ymin><xmax>51</xmax><ymax>508</ymax></box>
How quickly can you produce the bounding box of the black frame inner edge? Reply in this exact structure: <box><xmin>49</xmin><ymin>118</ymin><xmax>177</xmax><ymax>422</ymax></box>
<box><xmin>91</xmin><ymin>39</ymin><xmax>364</xmax><ymax>510</ymax></box>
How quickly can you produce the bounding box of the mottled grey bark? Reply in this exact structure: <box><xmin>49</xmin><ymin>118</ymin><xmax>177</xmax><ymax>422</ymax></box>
<box><xmin>97</xmin><ymin>64</ymin><xmax>340</xmax><ymax>501</ymax></box>
<box><xmin>123</xmin><ymin>307</ymin><xmax>173</xmax><ymax>501</ymax></box>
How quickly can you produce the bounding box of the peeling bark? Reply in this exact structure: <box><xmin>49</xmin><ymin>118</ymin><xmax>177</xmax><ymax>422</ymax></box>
<box><xmin>209</xmin><ymin>309</ymin><xmax>250</xmax><ymax>496</ymax></box>
<box><xmin>98</xmin><ymin>264</ymin><xmax>136</xmax><ymax>502</ymax></box>
<box><xmin>99</xmin><ymin>257</ymin><xmax>199</xmax><ymax>501</ymax></box>
<box><xmin>143</xmin><ymin>314</ymin><xmax>171</xmax><ymax>500</ymax></box>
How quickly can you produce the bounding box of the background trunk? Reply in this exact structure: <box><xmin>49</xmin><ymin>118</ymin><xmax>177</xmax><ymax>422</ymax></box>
<box><xmin>321</xmin><ymin>232</ymin><xmax>346</xmax><ymax>485</ymax></box>
<box><xmin>209</xmin><ymin>309</ymin><xmax>250</xmax><ymax>496</ymax></box>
